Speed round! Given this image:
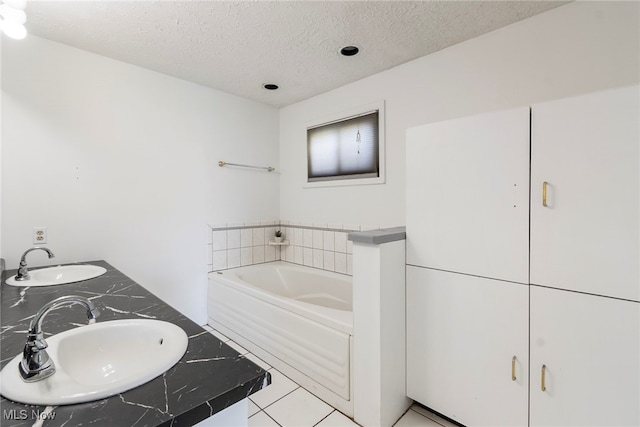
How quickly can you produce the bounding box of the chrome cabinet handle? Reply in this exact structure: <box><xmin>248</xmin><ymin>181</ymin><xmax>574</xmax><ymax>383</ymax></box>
<box><xmin>542</xmin><ymin>182</ymin><xmax>548</xmax><ymax>207</ymax></box>
<box><xmin>541</xmin><ymin>364</ymin><xmax>547</xmax><ymax>391</ymax></box>
<box><xmin>511</xmin><ymin>356</ymin><xmax>517</xmax><ymax>381</ymax></box>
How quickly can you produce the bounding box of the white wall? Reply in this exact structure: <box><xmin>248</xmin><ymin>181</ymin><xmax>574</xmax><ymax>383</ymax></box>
<box><xmin>279</xmin><ymin>1</ymin><xmax>640</xmax><ymax>227</ymax></box>
<box><xmin>1</xmin><ymin>35</ymin><xmax>279</xmax><ymax>323</ymax></box>
<box><xmin>3</xmin><ymin>1</ymin><xmax>638</xmax><ymax>323</ymax></box>
<box><xmin>0</xmin><ymin>39</ymin><xmax>3</xmax><ymax>263</ymax></box>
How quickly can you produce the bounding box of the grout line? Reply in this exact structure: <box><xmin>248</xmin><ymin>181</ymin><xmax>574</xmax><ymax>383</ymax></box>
<box><xmin>247</xmin><ymin>399</ymin><xmax>260</xmax><ymax>417</ymax></box>
<box><xmin>392</xmin><ymin>406</ymin><xmax>413</xmax><ymax>427</ymax></box>
<box><xmin>313</xmin><ymin>409</ymin><xmax>335</xmax><ymax>426</ymax></box>
<box><xmin>249</xmin><ymin>396</ymin><xmax>258</xmax><ymax>407</ymax></box>
<box><xmin>248</xmin><ymin>409</ymin><xmax>283</xmax><ymax>426</ymax></box>
<box><xmin>410</xmin><ymin>408</ymin><xmax>446</xmax><ymax>427</ymax></box>
<box><xmin>226</xmin><ymin>339</ymin><xmax>249</xmax><ymax>355</ymax></box>
<box><xmin>209</xmin><ymin>329</ymin><xmax>231</xmax><ymax>343</ymax></box>
<box><xmin>259</xmin><ymin>385</ymin><xmax>300</xmax><ymax>411</ymax></box>
<box><xmin>237</xmin><ymin>342</ymin><xmax>362</xmax><ymax>426</ymax></box>
<box><xmin>263</xmin><ymin>409</ymin><xmax>283</xmax><ymax>427</ymax></box>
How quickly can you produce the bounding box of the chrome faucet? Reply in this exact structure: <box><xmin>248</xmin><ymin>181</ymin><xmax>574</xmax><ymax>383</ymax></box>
<box><xmin>19</xmin><ymin>295</ymin><xmax>100</xmax><ymax>382</ymax></box>
<box><xmin>14</xmin><ymin>247</ymin><xmax>55</xmax><ymax>281</ymax></box>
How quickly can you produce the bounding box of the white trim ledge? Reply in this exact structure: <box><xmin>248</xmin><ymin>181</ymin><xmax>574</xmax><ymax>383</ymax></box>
<box><xmin>348</xmin><ymin>226</ymin><xmax>406</xmax><ymax>245</ymax></box>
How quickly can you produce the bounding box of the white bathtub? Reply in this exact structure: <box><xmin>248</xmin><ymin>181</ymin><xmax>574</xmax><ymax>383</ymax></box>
<box><xmin>208</xmin><ymin>262</ymin><xmax>353</xmax><ymax>415</ymax></box>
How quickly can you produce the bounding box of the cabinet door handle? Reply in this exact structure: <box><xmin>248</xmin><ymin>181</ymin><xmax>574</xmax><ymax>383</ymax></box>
<box><xmin>541</xmin><ymin>364</ymin><xmax>547</xmax><ymax>391</ymax></box>
<box><xmin>542</xmin><ymin>182</ymin><xmax>548</xmax><ymax>207</ymax></box>
<box><xmin>511</xmin><ymin>356</ymin><xmax>517</xmax><ymax>381</ymax></box>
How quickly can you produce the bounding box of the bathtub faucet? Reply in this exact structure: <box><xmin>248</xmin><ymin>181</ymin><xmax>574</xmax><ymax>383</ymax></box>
<box><xmin>19</xmin><ymin>295</ymin><xmax>100</xmax><ymax>382</ymax></box>
<box><xmin>14</xmin><ymin>247</ymin><xmax>55</xmax><ymax>281</ymax></box>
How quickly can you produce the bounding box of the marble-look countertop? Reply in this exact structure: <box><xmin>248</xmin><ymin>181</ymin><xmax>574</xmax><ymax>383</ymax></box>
<box><xmin>0</xmin><ymin>260</ymin><xmax>270</xmax><ymax>426</ymax></box>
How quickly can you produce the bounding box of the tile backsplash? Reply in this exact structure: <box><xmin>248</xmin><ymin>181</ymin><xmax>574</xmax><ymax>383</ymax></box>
<box><xmin>207</xmin><ymin>220</ymin><xmax>385</xmax><ymax>276</ymax></box>
<box><xmin>278</xmin><ymin>222</ymin><xmax>357</xmax><ymax>275</ymax></box>
<box><xmin>208</xmin><ymin>221</ymin><xmax>280</xmax><ymax>271</ymax></box>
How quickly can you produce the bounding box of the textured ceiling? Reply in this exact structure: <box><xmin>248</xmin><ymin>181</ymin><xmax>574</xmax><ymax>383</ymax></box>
<box><xmin>23</xmin><ymin>1</ymin><xmax>569</xmax><ymax>107</ymax></box>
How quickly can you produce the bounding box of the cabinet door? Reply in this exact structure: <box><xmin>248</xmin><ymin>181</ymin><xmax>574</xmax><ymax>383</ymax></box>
<box><xmin>406</xmin><ymin>266</ymin><xmax>529</xmax><ymax>427</ymax></box>
<box><xmin>406</xmin><ymin>107</ymin><xmax>530</xmax><ymax>284</ymax></box>
<box><xmin>530</xmin><ymin>286</ymin><xmax>640</xmax><ymax>426</ymax></box>
<box><xmin>530</xmin><ymin>86</ymin><xmax>639</xmax><ymax>301</ymax></box>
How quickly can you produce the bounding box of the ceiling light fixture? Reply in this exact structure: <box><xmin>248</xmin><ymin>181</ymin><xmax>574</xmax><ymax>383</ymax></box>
<box><xmin>263</xmin><ymin>83</ymin><xmax>279</xmax><ymax>90</ymax></box>
<box><xmin>0</xmin><ymin>0</ymin><xmax>27</xmax><ymax>40</ymax></box>
<box><xmin>340</xmin><ymin>46</ymin><xmax>359</xmax><ymax>57</ymax></box>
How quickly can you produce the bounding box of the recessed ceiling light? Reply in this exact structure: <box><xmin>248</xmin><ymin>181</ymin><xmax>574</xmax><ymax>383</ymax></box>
<box><xmin>340</xmin><ymin>46</ymin><xmax>359</xmax><ymax>57</ymax></box>
<box><xmin>263</xmin><ymin>83</ymin><xmax>279</xmax><ymax>90</ymax></box>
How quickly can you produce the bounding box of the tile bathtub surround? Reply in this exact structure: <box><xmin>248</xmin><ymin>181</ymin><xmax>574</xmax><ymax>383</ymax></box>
<box><xmin>209</xmin><ymin>222</ymin><xmax>282</xmax><ymax>271</ymax></box>
<box><xmin>208</xmin><ymin>222</ymin><xmax>403</xmax><ymax>275</ymax></box>
<box><xmin>278</xmin><ymin>222</ymin><xmax>374</xmax><ymax>276</ymax></box>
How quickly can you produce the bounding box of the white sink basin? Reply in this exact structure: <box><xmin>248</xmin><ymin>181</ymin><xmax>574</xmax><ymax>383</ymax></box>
<box><xmin>5</xmin><ymin>264</ymin><xmax>107</xmax><ymax>287</ymax></box>
<box><xmin>0</xmin><ymin>319</ymin><xmax>188</xmax><ymax>405</ymax></box>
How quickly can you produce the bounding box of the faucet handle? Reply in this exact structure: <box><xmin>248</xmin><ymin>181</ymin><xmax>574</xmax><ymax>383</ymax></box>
<box><xmin>26</xmin><ymin>332</ymin><xmax>48</xmax><ymax>351</ymax></box>
<box><xmin>20</xmin><ymin>295</ymin><xmax>96</xmax><ymax>382</ymax></box>
<box><xmin>32</xmin><ymin>338</ymin><xmax>48</xmax><ymax>351</ymax></box>
<box><xmin>87</xmin><ymin>306</ymin><xmax>101</xmax><ymax>319</ymax></box>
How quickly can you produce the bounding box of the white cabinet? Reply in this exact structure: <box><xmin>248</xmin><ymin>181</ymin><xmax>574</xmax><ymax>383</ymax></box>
<box><xmin>406</xmin><ymin>266</ymin><xmax>529</xmax><ymax>427</ymax></box>
<box><xmin>530</xmin><ymin>86</ymin><xmax>639</xmax><ymax>301</ymax></box>
<box><xmin>406</xmin><ymin>265</ymin><xmax>640</xmax><ymax>427</ymax></box>
<box><xmin>406</xmin><ymin>85</ymin><xmax>640</xmax><ymax>427</ymax></box>
<box><xmin>530</xmin><ymin>286</ymin><xmax>640</xmax><ymax>427</ymax></box>
<box><xmin>406</xmin><ymin>107</ymin><xmax>530</xmax><ymax>284</ymax></box>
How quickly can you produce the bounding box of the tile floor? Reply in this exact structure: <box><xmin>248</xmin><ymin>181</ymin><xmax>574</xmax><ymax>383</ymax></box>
<box><xmin>202</xmin><ymin>325</ymin><xmax>460</xmax><ymax>427</ymax></box>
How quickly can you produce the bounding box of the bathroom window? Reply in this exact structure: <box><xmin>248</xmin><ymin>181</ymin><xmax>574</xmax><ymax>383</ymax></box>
<box><xmin>306</xmin><ymin>101</ymin><xmax>385</xmax><ymax>187</ymax></box>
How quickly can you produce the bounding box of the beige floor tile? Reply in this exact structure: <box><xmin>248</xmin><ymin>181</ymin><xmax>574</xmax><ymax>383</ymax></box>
<box><xmin>249</xmin><ymin>410</ymin><xmax>280</xmax><ymax>427</ymax></box>
<box><xmin>249</xmin><ymin>399</ymin><xmax>261</xmax><ymax>417</ymax></box>
<box><xmin>226</xmin><ymin>339</ymin><xmax>249</xmax><ymax>355</ymax></box>
<box><xmin>250</xmin><ymin>369</ymin><xmax>298</xmax><ymax>409</ymax></box>
<box><xmin>316</xmin><ymin>410</ymin><xmax>359</xmax><ymax>426</ymax></box>
<box><xmin>394</xmin><ymin>410</ymin><xmax>442</xmax><ymax>427</ymax></box>
<box><xmin>244</xmin><ymin>352</ymin><xmax>272</xmax><ymax>371</ymax></box>
<box><xmin>264</xmin><ymin>388</ymin><xmax>333</xmax><ymax>427</ymax></box>
<box><xmin>208</xmin><ymin>328</ymin><xmax>230</xmax><ymax>342</ymax></box>
<box><xmin>410</xmin><ymin>405</ymin><xmax>460</xmax><ymax>427</ymax></box>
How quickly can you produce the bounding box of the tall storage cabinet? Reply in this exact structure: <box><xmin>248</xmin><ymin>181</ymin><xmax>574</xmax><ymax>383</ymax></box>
<box><xmin>530</xmin><ymin>86</ymin><xmax>639</xmax><ymax>301</ymax></box>
<box><xmin>406</xmin><ymin>267</ymin><xmax>529</xmax><ymax>427</ymax></box>
<box><xmin>528</xmin><ymin>86</ymin><xmax>640</xmax><ymax>426</ymax></box>
<box><xmin>530</xmin><ymin>286</ymin><xmax>639</xmax><ymax>427</ymax></box>
<box><xmin>406</xmin><ymin>107</ymin><xmax>530</xmax><ymax>285</ymax></box>
<box><xmin>406</xmin><ymin>106</ymin><xmax>531</xmax><ymax>426</ymax></box>
<box><xmin>406</xmin><ymin>85</ymin><xmax>640</xmax><ymax>427</ymax></box>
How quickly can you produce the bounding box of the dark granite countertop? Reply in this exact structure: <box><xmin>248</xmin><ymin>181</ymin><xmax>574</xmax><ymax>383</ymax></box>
<box><xmin>0</xmin><ymin>260</ymin><xmax>270</xmax><ymax>427</ymax></box>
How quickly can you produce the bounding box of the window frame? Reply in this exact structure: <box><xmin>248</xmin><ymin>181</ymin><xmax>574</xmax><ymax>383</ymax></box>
<box><xmin>304</xmin><ymin>100</ymin><xmax>386</xmax><ymax>188</ymax></box>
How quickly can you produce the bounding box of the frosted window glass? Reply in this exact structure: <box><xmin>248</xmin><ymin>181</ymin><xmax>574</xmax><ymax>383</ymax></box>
<box><xmin>307</xmin><ymin>111</ymin><xmax>379</xmax><ymax>181</ymax></box>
